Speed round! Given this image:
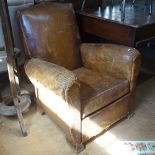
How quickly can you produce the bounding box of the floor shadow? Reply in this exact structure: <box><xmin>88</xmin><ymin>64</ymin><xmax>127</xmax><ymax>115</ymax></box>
<box><xmin>136</xmin><ymin>43</ymin><xmax>155</xmax><ymax>84</ymax></box>
<box><xmin>137</xmin><ymin>71</ymin><xmax>155</xmax><ymax>85</ymax></box>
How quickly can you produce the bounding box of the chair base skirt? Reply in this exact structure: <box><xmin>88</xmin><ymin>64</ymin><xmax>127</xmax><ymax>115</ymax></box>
<box><xmin>35</xmin><ymin>89</ymin><xmax>133</xmax><ymax>153</ymax></box>
<box><xmin>82</xmin><ymin>93</ymin><xmax>133</xmax><ymax>142</ymax></box>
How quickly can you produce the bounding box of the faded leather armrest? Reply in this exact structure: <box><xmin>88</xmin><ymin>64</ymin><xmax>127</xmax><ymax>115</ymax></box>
<box><xmin>81</xmin><ymin>43</ymin><xmax>141</xmax><ymax>91</ymax></box>
<box><xmin>24</xmin><ymin>58</ymin><xmax>79</xmax><ymax>98</ymax></box>
<box><xmin>25</xmin><ymin>58</ymin><xmax>82</xmax><ymax>145</ymax></box>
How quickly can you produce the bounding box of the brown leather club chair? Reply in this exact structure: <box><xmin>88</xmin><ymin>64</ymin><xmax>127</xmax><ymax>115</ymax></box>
<box><xmin>17</xmin><ymin>2</ymin><xmax>141</xmax><ymax>153</ymax></box>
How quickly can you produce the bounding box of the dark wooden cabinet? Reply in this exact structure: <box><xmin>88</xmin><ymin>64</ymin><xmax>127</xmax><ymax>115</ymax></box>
<box><xmin>76</xmin><ymin>1</ymin><xmax>155</xmax><ymax>47</ymax></box>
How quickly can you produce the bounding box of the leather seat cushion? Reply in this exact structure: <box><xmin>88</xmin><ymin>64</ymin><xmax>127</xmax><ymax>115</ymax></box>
<box><xmin>73</xmin><ymin>67</ymin><xmax>130</xmax><ymax>118</ymax></box>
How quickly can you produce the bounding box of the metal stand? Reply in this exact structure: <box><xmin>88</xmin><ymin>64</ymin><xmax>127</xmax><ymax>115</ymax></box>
<box><xmin>120</xmin><ymin>0</ymin><xmax>126</xmax><ymax>21</ymax></box>
<box><xmin>121</xmin><ymin>0</ymin><xmax>153</xmax><ymax>21</ymax></box>
<box><xmin>81</xmin><ymin>0</ymin><xmax>104</xmax><ymax>11</ymax></box>
<box><xmin>81</xmin><ymin>0</ymin><xmax>86</xmax><ymax>11</ymax></box>
<box><xmin>148</xmin><ymin>0</ymin><xmax>152</xmax><ymax>14</ymax></box>
<box><xmin>0</xmin><ymin>0</ymin><xmax>31</xmax><ymax>136</ymax></box>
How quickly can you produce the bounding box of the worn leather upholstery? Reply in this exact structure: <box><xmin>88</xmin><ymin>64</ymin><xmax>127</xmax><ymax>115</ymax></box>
<box><xmin>73</xmin><ymin>67</ymin><xmax>130</xmax><ymax>117</ymax></box>
<box><xmin>25</xmin><ymin>58</ymin><xmax>82</xmax><ymax>146</ymax></box>
<box><xmin>17</xmin><ymin>3</ymin><xmax>82</xmax><ymax>69</ymax></box>
<box><xmin>18</xmin><ymin>3</ymin><xmax>141</xmax><ymax>153</ymax></box>
<box><xmin>81</xmin><ymin>43</ymin><xmax>141</xmax><ymax>91</ymax></box>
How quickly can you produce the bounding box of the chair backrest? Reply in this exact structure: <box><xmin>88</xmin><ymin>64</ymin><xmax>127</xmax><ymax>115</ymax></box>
<box><xmin>17</xmin><ymin>2</ymin><xmax>82</xmax><ymax>69</ymax></box>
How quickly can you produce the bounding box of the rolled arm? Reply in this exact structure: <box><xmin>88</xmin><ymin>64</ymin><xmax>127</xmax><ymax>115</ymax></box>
<box><xmin>81</xmin><ymin>43</ymin><xmax>141</xmax><ymax>91</ymax></box>
<box><xmin>25</xmin><ymin>58</ymin><xmax>79</xmax><ymax>96</ymax></box>
<box><xmin>25</xmin><ymin>58</ymin><xmax>82</xmax><ymax>146</ymax></box>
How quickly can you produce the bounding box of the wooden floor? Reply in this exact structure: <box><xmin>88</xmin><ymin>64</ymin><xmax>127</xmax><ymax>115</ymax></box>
<box><xmin>80</xmin><ymin>0</ymin><xmax>155</xmax><ymax>27</ymax></box>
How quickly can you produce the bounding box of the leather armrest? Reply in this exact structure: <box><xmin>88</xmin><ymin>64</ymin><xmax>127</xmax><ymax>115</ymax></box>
<box><xmin>81</xmin><ymin>43</ymin><xmax>141</xmax><ymax>91</ymax></box>
<box><xmin>25</xmin><ymin>58</ymin><xmax>82</xmax><ymax>144</ymax></box>
<box><xmin>25</xmin><ymin>58</ymin><xmax>79</xmax><ymax>96</ymax></box>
